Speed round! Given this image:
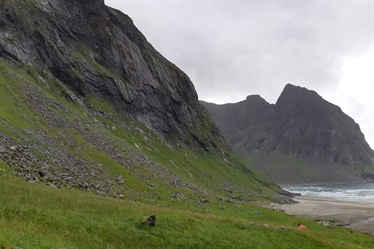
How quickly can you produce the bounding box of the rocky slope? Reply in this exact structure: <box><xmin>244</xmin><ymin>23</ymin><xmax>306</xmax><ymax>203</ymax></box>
<box><xmin>0</xmin><ymin>0</ymin><xmax>218</xmax><ymax>149</ymax></box>
<box><xmin>0</xmin><ymin>0</ymin><xmax>289</xmax><ymax>202</ymax></box>
<box><xmin>201</xmin><ymin>84</ymin><xmax>374</xmax><ymax>184</ymax></box>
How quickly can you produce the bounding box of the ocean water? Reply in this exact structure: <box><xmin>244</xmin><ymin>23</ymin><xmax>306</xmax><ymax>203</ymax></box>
<box><xmin>283</xmin><ymin>183</ymin><xmax>374</xmax><ymax>204</ymax></box>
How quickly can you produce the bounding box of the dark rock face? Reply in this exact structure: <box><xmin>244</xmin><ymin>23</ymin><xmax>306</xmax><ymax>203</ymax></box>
<box><xmin>272</xmin><ymin>84</ymin><xmax>373</xmax><ymax>164</ymax></box>
<box><xmin>201</xmin><ymin>95</ymin><xmax>274</xmax><ymax>152</ymax></box>
<box><xmin>0</xmin><ymin>0</ymin><xmax>218</xmax><ymax>149</ymax></box>
<box><xmin>0</xmin><ymin>0</ymin><xmax>293</xmax><ymax>201</ymax></box>
<box><xmin>201</xmin><ymin>84</ymin><xmax>374</xmax><ymax>183</ymax></box>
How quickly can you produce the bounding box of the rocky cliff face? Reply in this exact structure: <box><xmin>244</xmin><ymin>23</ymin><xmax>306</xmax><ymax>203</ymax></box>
<box><xmin>272</xmin><ymin>85</ymin><xmax>373</xmax><ymax>164</ymax></box>
<box><xmin>202</xmin><ymin>84</ymin><xmax>374</xmax><ymax>183</ymax></box>
<box><xmin>0</xmin><ymin>0</ymin><xmax>290</xmax><ymax>201</ymax></box>
<box><xmin>0</xmin><ymin>0</ymin><xmax>217</xmax><ymax>149</ymax></box>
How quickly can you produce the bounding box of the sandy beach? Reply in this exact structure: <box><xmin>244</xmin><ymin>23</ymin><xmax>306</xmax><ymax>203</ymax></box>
<box><xmin>273</xmin><ymin>197</ymin><xmax>374</xmax><ymax>235</ymax></box>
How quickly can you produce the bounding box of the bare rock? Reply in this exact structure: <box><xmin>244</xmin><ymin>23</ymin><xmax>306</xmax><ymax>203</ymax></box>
<box><xmin>201</xmin><ymin>84</ymin><xmax>374</xmax><ymax>184</ymax></box>
<box><xmin>142</xmin><ymin>215</ymin><xmax>156</xmax><ymax>226</ymax></box>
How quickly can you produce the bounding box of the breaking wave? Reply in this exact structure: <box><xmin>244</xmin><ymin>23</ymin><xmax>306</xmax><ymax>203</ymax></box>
<box><xmin>283</xmin><ymin>183</ymin><xmax>374</xmax><ymax>204</ymax></box>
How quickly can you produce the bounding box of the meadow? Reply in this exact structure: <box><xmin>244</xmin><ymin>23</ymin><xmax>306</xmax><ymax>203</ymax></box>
<box><xmin>0</xmin><ymin>168</ymin><xmax>373</xmax><ymax>249</ymax></box>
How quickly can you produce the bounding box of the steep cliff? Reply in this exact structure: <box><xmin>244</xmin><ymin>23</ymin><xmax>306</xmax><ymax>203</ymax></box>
<box><xmin>0</xmin><ymin>0</ymin><xmax>288</xmax><ymax>202</ymax></box>
<box><xmin>202</xmin><ymin>84</ymin><xmax>374</xmax><ymax>184</ymax></box>
<box><xmin>0</xmin><ymin>0</ymin><xmax>219</xmax><ymax>149</ymax></box>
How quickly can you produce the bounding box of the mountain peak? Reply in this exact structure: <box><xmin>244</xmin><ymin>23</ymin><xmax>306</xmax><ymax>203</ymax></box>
<box><xmin>276</xmin><ymin>83</ymin><xmax>320</xmax><ymax>107</ymax></box>
<box><xmin>246</xmin><ymin>94</ymin><xmax>266</xmax><ymax>102</ymax></box>
<box><xmin>280</xmin><ymin>83</ymin><xmax>315</xmax><ymax>96</ymax></box>
<box><xmin>244</xmin><ymin>95</ymin><xmax>270</xmax><ymax>109</ymax></box>
<box><xmin>202</xmin><ymin>84</ymin><xmax>374</xmax><ymax>184</ymax></box>
<box><xmin>284</xmin><ymin>83</ymin><xmax>301</xmax><ymax>90</ymax></box>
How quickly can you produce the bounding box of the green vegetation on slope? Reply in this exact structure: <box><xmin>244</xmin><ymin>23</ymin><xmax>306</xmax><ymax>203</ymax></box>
<box><xmin>0</xmin><ymin>172</ymin><xmax>373</xmax><ymax>249</ymax></box>
<box><xmin>0</xmin><ymin>59</ymin><xmax>283</xmax><ymax>204</ymax></box>
<box><xmin>0</xmin><ymin>59</ymin><xmax>372</xmax><ymax>249</ymax></box>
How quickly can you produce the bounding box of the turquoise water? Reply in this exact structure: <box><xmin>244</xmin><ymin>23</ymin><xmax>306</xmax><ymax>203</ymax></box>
<box><xmin>283</xmin><ymin>183</ymin><xmax>374</xmax><ymax>204</ymax></box>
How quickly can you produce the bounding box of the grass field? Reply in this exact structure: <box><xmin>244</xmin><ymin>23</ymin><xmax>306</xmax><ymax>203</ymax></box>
<box><xmin>0</xmin><ymin>168</ymin><xmax>373</xmax><ymax>249</ymax></box>
<box><xmin>0</xmin><ymin>46</ymin><xmax>373</xmax><ymax>249</ymax></box>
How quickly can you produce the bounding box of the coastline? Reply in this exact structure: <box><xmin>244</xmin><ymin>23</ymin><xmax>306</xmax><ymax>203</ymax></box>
<box><xmin>280</xmin><ymin>181</ymin><xmax>374</xmax><ymax>187</ymax></box>
<box><xmin>273</xmin><ymin>196</ymin><xmax>374</xmax><ymax>235</ymax></box>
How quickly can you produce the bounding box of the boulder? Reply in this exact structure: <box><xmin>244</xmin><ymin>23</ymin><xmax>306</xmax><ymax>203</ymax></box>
<box><xmin>142</xmin><ymin>215</ymin><xmax>156</xmax><ymax>226</ymax></box>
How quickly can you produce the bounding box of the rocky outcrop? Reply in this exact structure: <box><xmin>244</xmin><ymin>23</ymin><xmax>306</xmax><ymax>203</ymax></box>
<box><xmin>201</xmin><ymin>95</ymin><xmax>274</xmax><ymax>152</ymax></box>
<box><xmin>201</xmin><ymin>84</ymin><xmax>374</xmax><ymax>183</ymax></box>
<box><xmin>0</xmin><ymin>0</ymin><xmax>292</xmax><ymax>201</ymax></box>
<box><xmin>272</xmin><ymin>85</ymin><xmax>373</xmax><ymax>164</ymax></box>
<box><xmin>0</xmin><ymin>0</ymin><xmax>218</xmax><ymax>149</ymax></box>
<box><xmin>0</xmin><ymin>77</ymin><xmax>208</xmax><ymax>198</ymax></box>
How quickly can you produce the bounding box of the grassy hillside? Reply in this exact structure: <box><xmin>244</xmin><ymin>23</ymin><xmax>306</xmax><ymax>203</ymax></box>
<box><xmin>0</xmin><ymin>58</ymin><xmax>373</xmax><ymax>249</ymax></box>
<box><xmin>1</xmin><ymin>2</ymin><xmax>372</xmax><ymax>247</ymax></box>
<box><xmin>0</xmin><ymin>52</ymin><xmax>373</xmax><ymax>249</ymax></box>
<box><xmin>0</xmin><ymin>170</ymin><xmax>373</xmax><ymax>249</ymax></box>
<box><xmin>0</xmin><ymin>60</ymin><xmax>285</xmax><ymax>205</ymax></box>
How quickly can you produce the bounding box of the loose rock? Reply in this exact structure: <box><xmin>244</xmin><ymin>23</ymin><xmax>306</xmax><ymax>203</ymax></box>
<box><xmin>142</xmin><ymin>214</ymin><xmax>156</xmax><ymax>226</ymax></box>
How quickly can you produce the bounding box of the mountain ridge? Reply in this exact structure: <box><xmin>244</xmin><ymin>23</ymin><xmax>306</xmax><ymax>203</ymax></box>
<box><xmin>201</xmin><ymin>84</ymin><xmax>374</xmax><ymax>184</ymax></box>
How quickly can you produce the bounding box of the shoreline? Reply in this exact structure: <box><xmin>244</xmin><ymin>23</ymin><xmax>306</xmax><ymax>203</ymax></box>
<box><xmin>279</xmin><ymin>181</ymin><xmax>374</xmax><ymax>187</ymax></box>
<box><xmin>273</xmin><ymin>196</ymin><xmax>374</xmax><ymax>235</ymax></box>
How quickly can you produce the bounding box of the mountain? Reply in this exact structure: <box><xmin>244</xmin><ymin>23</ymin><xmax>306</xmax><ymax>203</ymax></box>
<box><xmin>0</xmin><ymin>0</ymin><xmax>289</xmax><ymax>203</ymax></box>
<box><xmin>201</xmin><ymin>84</ymin><xmax>374</xmax><ymax>184</ymax></box>
<box><xmin>0</xmin><ymin>0</ymin><xmax>217</xmax><ymax>149</ymax></box>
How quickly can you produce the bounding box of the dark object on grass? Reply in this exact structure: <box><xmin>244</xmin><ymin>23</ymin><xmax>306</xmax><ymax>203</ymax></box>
<box><xmin>142</xmin><ymin>215</ymin><xmax>156</xmax><ymax>226</ymax></box>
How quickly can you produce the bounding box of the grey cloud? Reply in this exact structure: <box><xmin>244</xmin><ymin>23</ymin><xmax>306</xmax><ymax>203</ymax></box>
<box><xmin>106</xmin><ymin>1</ymin><xmax>372</xmax><ymax>95</ymax></box>
<box><xmin>106</xmin><ymin>0</ymin><xmax>373</xmax><ymax>147</ymax></box>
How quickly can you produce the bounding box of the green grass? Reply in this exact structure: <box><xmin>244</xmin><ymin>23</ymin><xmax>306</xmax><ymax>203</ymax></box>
<box><xmin>0</xmin><ymin>46</ymin><xmax>373</xmax><ymax>248</ymax></box>
<box><xmin>0</xmin><ymin>173</ymin><xmax>373</xmax><ymax>249</ymax></box>
<box><xmin>0</xmin><ymin>66</ymin><xmax>35</xmax><ymax>131</ymax></box>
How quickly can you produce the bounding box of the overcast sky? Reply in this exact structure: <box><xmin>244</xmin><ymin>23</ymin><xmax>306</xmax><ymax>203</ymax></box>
<box><xmin>106</xmin><ymin>0</ymin><xmax>374</xmax><ymax>149</ymax></box>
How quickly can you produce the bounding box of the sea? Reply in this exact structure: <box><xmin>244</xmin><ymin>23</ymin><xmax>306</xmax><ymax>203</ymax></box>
<box><xmin>282</xmin><ymin>182</ymin><xmax>374</xmax><ymax>204</ymax></box>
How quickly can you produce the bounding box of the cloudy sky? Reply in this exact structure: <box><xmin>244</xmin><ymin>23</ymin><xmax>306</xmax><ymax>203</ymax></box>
<box><xmin>106</xmin><ymin>0</ymin><xmax>373</xmax><ymax>149</ymax></box>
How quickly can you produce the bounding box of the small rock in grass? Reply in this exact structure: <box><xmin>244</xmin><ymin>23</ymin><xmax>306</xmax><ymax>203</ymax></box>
<box><xmin>142</xmin><ymin>214</ymin><xmax>156</xmax><ymax>226</ymax></box>
<box><xmin>116</xmin><ymin>175</ymin><xmax>125</xmax><ymax>184</ymax></box>
<box><xmin>47</xmin><ymin>182</ymin><xmax>58</xmax><ymax>188</ymax></box>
